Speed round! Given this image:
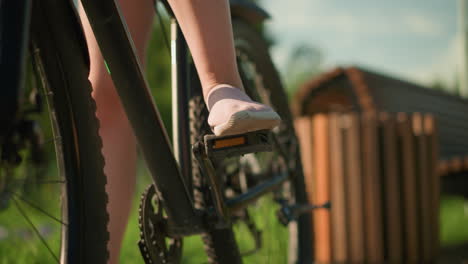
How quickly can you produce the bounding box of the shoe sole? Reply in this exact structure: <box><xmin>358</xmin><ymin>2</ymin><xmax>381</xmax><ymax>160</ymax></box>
<box><xmin>212</xmin><ymin>110</ymin><xmax>281</xmax><ymax>136</ymax></box>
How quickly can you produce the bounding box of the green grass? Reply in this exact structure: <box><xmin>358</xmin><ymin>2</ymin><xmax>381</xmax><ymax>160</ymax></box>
<box><xmin>440</xmin><ymin>196</ymin><xmax>468</xmax><ymax>246</ymax></box>
<box><xmin>0</xmin><ymin>185</ymin><xmax>62</xmax><ymax>264</ymax></box>
<box><xmin>120</xmin><ymin>197</ymin><xmax>289</xmax><ymax>264</ymax></box>
<box><xmin>119</xmin><ymin>168</ymin><xmax>290</xmax><ymax>264</ymax></box>
<box><xmin>2</xmin><ymin>166</ymin><xmax>468</xmax><ymax>264</ymax></box>
<box><xmin>0</xmin><ymin>163</ymin><xmax>291</xmax><ymax>264</ymax></box>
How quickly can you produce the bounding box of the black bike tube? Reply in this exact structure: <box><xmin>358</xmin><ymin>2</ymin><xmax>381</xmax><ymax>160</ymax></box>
<box><xmin>0</xmin><ymin>0</ymin><xmax>31</xmax><ymax>136</ymax></box>
<box><xmin>171</xmin><ymin>19</ymin><xmax>192</xmax><ymax>191</ymax></box>
<box><xmin>79</xmin><ymin>0</ymin><xmax>202</xmax><ymax>231</ymax></box>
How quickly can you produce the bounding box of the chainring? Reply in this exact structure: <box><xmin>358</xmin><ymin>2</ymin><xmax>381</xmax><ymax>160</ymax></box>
<box><xmin>138</xmin><ymin>184</ymin><xmax>183</xmax><ymax>264</ymax></box>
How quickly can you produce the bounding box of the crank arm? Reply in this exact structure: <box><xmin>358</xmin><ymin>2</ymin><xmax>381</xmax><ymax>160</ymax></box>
<box><xmin>192</xmin><ymin>141</ymin><xmax>230</xmax><ymax>226</ymax></box>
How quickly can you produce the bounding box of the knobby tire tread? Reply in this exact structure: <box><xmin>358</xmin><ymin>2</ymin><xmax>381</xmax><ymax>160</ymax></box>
<box><xmin>30</xmin><ymin>0</ymin><xmax>109</xmax><ymax>263</ymax></box>
<box><xmin>189</xmin><ymin>19</ymin><xmax>312</xmax><ymax>264</ymax></box>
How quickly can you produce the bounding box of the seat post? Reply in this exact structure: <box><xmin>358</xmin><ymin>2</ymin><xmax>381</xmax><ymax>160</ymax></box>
<box><xmin>171</xmin><ymin>18</ymin><xmax>192</xmax><ymax>189</ymax></box>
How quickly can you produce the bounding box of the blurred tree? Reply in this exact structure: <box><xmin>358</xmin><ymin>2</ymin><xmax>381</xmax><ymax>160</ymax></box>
<box><xmin>145</xmin><ymin>4</ymin><xmax>173</xmax><ymax>136</ymax></box>
<box><xmin>454</xmin><ymin>75</ymin><xmax>461</xmax><ymax>96</ymax></box>
<box><xmin>283</xmin><ymin>44</ymin><xmax>323</xmax><ymax>98</ymax></box>
<box><xmin>430</xmin><ymin>74</ymin><xmax>460</xmax><ymax>96</ymax></box>
<box><xmin>431</xmin><ymin>78</ymin><xmax>447</xmax><ymax>92</ymax></box>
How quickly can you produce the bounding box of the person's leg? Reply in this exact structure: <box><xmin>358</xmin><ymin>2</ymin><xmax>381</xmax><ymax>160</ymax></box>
<box><xmin>167</xmin><ymin>0</ymin><xmax>280</xmax><ymax>136</ymax></box>
<box><xmin>79</xmin><ymin>1</ymin><xmax>153</xmax><ymax>263</ymax></box>
<box><xmin>167</xmin><ymin>0</ymin><xmax>242</xmax><ymax>96</ymax></box>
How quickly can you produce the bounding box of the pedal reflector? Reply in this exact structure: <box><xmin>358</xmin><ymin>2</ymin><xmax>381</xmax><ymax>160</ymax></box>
<box><xmin>213</xmin><ymin>136</ymin><xmax>246</xmax><ymax>149</ymax></box>
<box><xmin>204</xmin><ymin>130</ymin><xmax>272</xmax><ymax>159</ymax></box>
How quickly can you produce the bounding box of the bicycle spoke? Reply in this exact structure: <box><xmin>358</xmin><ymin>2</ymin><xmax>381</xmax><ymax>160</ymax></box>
<box><xmin>4</xmin><ymin>179</ymin><xmax>65</xmax><ymax>192</ymax></box>
<box><xmin>35</xmin><ymin>180</ymin><xmax>65</xmax><ymax>184</ymax></box>
<box><xmin>13</xmin><ymin>197</ymin><xmax>60</xmax><ymax>263</ymax></box>
<box><xmin>12</xmin><ymin>192</ymin><xmax>67</xmax><ymax>226</ymax></box>
<box><xmin>152</xmin><ymin>0</ymin><xmax>171</xmax><ymax>53</ymax></box>
<box><xmin>6</xmin><ymin>179</ymin><xmax>65</xmax><ymax>185</ymax></box>
<box><xmin>43</xmin><ymin>136</ymin><xmax>62</xmax><ymax>145</ymax></box>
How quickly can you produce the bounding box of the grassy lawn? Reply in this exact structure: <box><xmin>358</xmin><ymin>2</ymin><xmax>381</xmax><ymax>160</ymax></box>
<box><xmin>0</xmin><ymin>183</ymin><xmax>62</xmax><ymax>264</ymax></box>
<box><xmin>119</xmin><ymin>168</ymin><xmax>290</xmax><ymax>264</ymax></box>
<box><xmin>1</xmin><ymin>164</ymin><xmax>468</xmax><ymax>263</ymax></box>
<box><xmin>440</xmin><ymin>196</ymin><xmax>468</xmax><ymax>246</ymax></box>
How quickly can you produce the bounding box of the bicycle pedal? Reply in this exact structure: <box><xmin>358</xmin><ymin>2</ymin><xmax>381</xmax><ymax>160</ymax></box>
<box><xmin>204</xmin><ymin>130</ymin><xmax>272</xmax><ymax>159</ymax></box>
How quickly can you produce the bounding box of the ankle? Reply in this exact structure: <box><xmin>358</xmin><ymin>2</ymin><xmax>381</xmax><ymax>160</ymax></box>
<box><xmin>204</xmin><ymin>84</ymin><xmax>250</xmax><ymax>111</ymax></box>
<box><xmin>203</xmin><ymin>79</ymin><xmax>245</xmax><ymax>97</ymax></box>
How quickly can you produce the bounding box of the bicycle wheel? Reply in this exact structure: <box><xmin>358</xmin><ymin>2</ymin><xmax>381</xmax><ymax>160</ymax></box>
<box><xmin>0</xmin><ymin>1</ymin><xmax>109</xmax><ymax>263</ymax></box>
<box><xmin>189</xmin><ymin>19</ymin><xmax>313</xmax><ymax>264</ymax></box>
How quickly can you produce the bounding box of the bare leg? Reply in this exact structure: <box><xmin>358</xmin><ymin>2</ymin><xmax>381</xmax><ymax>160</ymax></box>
<box><xmin>167</xmin><ymin>0</ymin><xmax>242</xmax><ymax>96</ymax></box>
<box><xmin>167</xmin><ymin>0</ymin><xmax>280</xmax><ymax>136</ymax></box>
<box><xmin>79</xmin><ymin>1</ymin><xmax>153</xmax><ymax>263</ymax></box>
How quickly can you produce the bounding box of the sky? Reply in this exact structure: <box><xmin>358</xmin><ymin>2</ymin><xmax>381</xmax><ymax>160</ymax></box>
<box><xmin>261</xmin><ymin>0</ymin><xmax>458</xmax><ymax>87</ymax></box>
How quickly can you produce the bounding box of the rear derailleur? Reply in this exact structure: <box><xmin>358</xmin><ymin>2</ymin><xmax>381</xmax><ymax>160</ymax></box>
<box><xmin>0</xmin><ymin>119</ymin><xmax>45</xmax><ymax>211</ymax></box>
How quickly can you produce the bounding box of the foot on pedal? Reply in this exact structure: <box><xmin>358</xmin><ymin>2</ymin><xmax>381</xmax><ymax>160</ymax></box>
<box><xmin>210</xmin><ymin>109</ymin><xmax>281</xmax><ymax>136</ymax></box>
<box><xmin>206</xmin><ymin>85</ymin><xmax>281</xmax><ymax>136</ymax></box>
<box><xmin>204</xmin><ymin>130</ymin><xmax>273</xmax><ymax>159</ymax></box>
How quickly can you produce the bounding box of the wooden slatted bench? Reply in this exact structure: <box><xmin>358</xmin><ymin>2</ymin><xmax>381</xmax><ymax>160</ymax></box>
<box><xmin>295</xmin><ymin>112</ymin><xmax>439</xmax><ymax>263</ymax></box>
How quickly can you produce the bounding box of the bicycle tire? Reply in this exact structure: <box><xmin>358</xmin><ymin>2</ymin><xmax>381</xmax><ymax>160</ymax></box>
<box><xmin>189</xmin><ymin>19</ymin><xmax>312</xmax><ymax>264</ymax></box>
<box><xmin>11</xmin><ymin>0</ymin><xmax>109</xmax><ymax>263</ymax></box>
<box><xmin>189</xmin><ymin>85</ymin><xmax>242</xmax><ymax>264</ymax></box>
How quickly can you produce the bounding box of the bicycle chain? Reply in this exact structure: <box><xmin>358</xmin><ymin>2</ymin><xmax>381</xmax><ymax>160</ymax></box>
<box><xmin>138</xmin><ymin>184</ymin><xmax>182</xmax><ymax>264</ymax></box>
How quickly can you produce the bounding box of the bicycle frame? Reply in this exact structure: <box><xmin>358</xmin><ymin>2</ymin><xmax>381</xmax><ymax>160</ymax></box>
<box><xmin>3</xmin><ymin>0</ymin><xmax>281</xmax><ymax>238</ymax></box>
<box><xmin>0</xmin><ymin>0</ymin><xmax>31</xmax><ymax>138</ymax></box>
<box><xmin>80</xmin><ymin>0</ymin><xmax>203</xmax><ymax>235</ymax></box>
<box><xmin>79</xmin><ymin>0</ymin><xmax>293</xmax><ymax>237</ymax></box>
<box><xmin>2</xmin><ymin>0</ymin><xmax>315</xmax><ymax>260</ymax></box>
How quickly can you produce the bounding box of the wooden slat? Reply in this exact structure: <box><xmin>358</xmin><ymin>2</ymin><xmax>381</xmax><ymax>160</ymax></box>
<box><xmin>312</xmin><ymin>114</ymin><xmax>332</xmax><ymax>262</ymax></box>
<box><xmin>380</xmin><ymin>113</ymin><xmax>403</xmax><ymax>261</ymax></box>
<box><xmin>424</xmin><ymin>114</ymin><xmax>440</xmax><ymax>259</ymax></box>
<box><xmin>296</xmin><ymin>112</ymin><xmax>441</xmax><ymax>263</ymax></box>
<box><xmin>449</xmin><ymin>157</ymin><xmax>463</xmax><ymax>174</ymax></box>
<box><xmin>463</xmin><ymin>156</ymin><xmax>468</xmax><ymax>171</ymax></box>
<box><xmin>344</xmin><ymin>113</ymin><xmax>366</xmax><ymax>262</ymax></box>
<box><xmin>329</xmin><ymin>113</ymin><xmax>348</xmax><ymax>262</ymax></box>
<box><xmin>413</xmin><ymin>113</ymin><xmax>432</xmax><ymax>262</ymax></box>
<box><xmin>397</xmin><ymin>113</ymin><xmax>420</xmax><ymax>261</ymax></box>
<box><xmin>438</xmin><ymin>160</ymin><xmax>449</xmax><ymax>176</ymax></box>
<box><xmin>362</xmin><ymin>112</ymin><xmax>384</xmax><ymax>262</ymax></box>
<box><xmin>294</xmin><ymin>117</ymin><xmax>315</xmax><ymax>257</ymax></box>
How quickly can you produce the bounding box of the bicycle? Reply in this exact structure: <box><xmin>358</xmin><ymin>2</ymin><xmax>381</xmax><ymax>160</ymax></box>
<box><xmin>1</xmin><ymin>0</ymin><xmax>314</xmax><ymax>263</ymax></box>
